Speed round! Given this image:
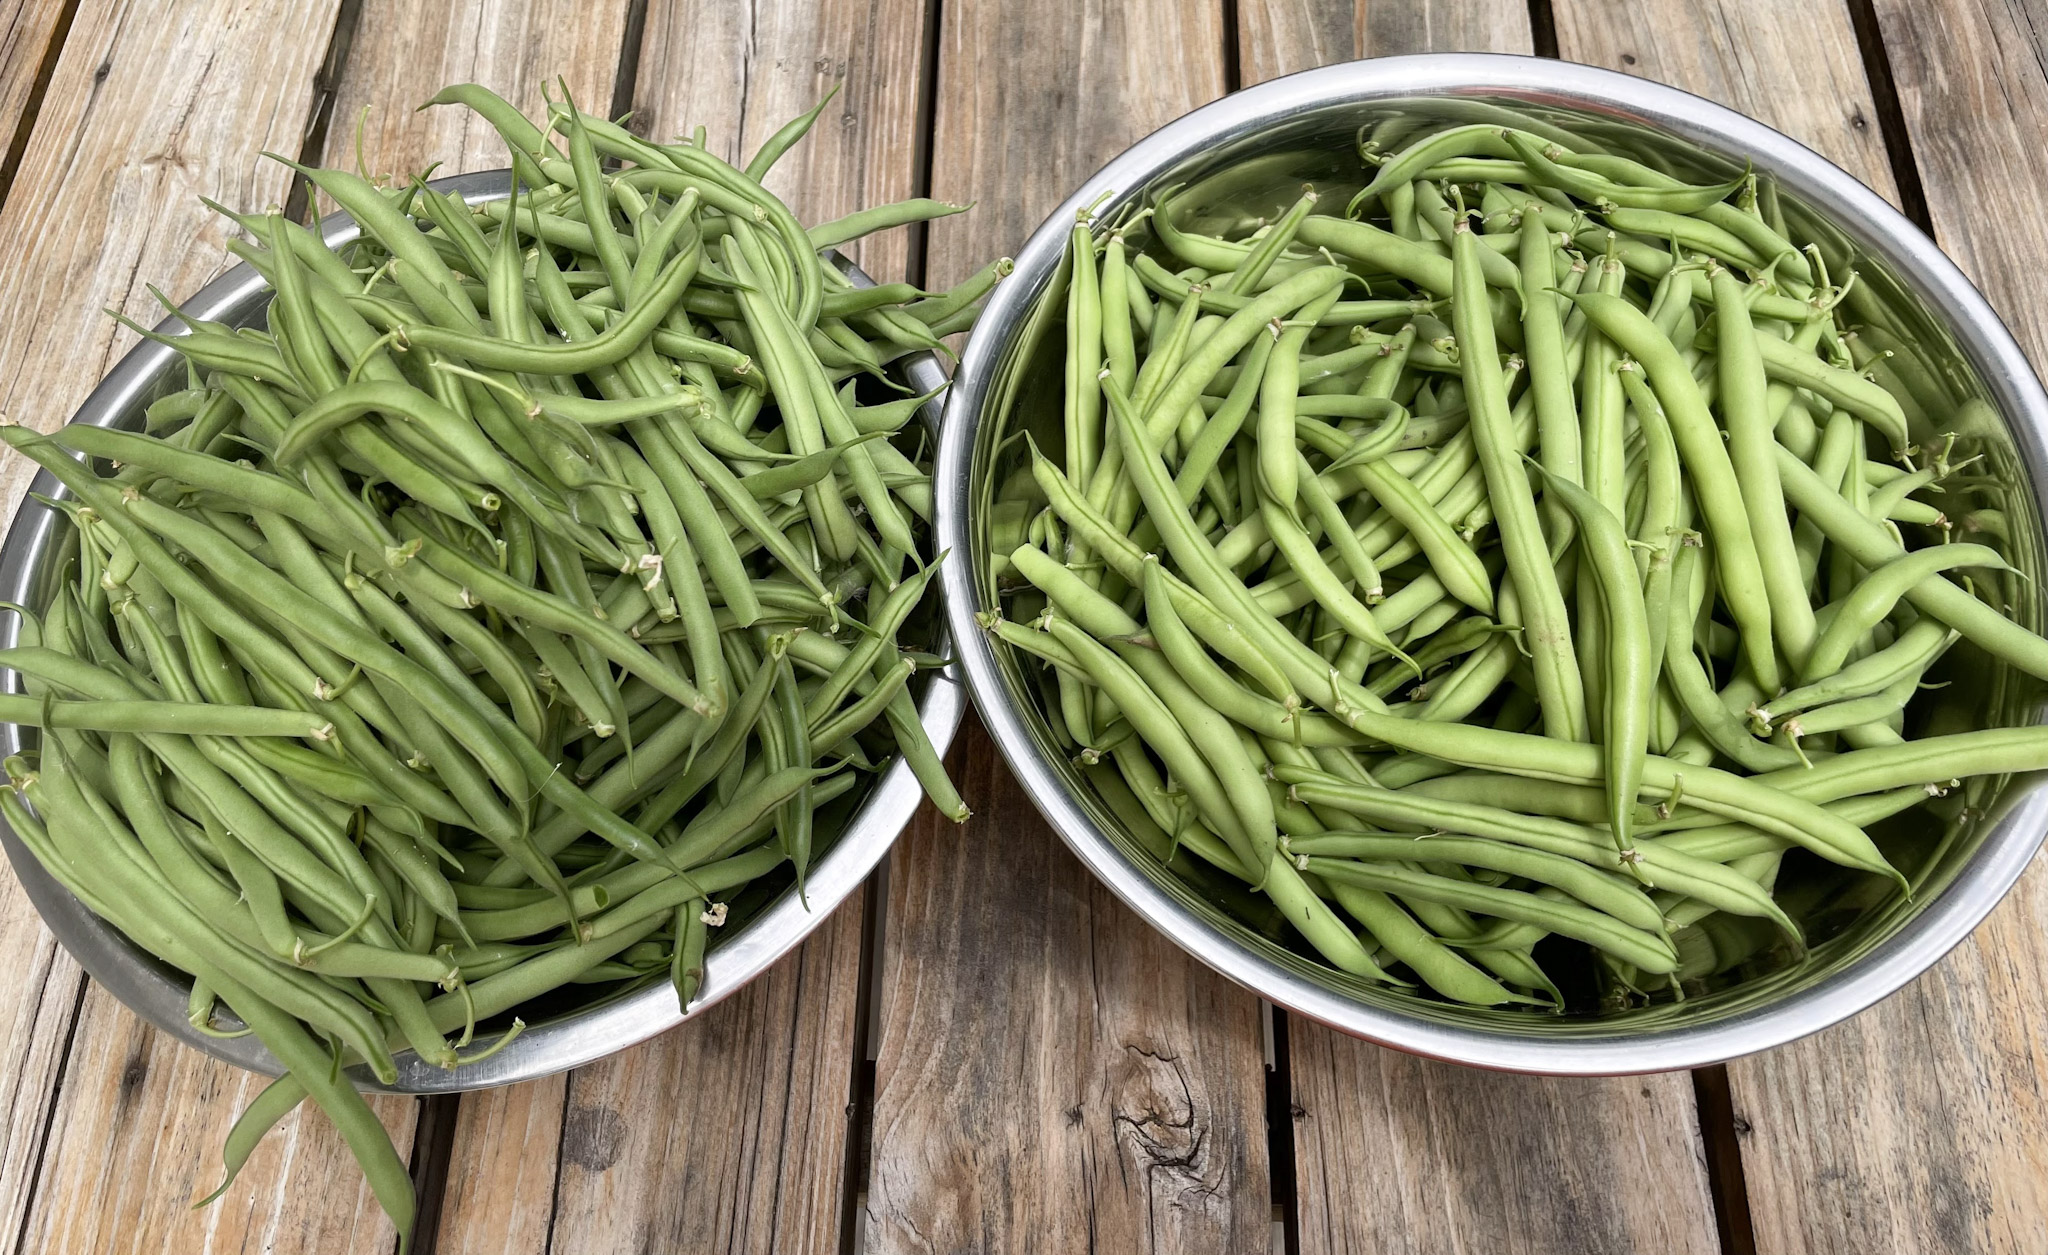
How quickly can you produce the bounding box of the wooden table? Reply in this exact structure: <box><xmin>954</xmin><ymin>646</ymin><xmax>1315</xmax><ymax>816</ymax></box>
<box><xmin>0</xmin><ymin>1</ymin><xmax>2042</xmax><ymax>1251</ymax></box>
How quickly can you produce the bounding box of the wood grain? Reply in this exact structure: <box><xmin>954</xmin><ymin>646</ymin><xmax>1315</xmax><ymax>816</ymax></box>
<box><xmin>431</xmin><ymin>1075</ymin><xmax>566</xmax><ymax>1255</ymax></box>
<box><xmin>1872</xmin><ymin>0</ymin><xmax>2048</xmax><ymax>358</ymax></box>
<box><xmin>544</xmin><ymin>896</ymin><xmax>866</xmax><ymax>1255</ymax></box>
<box><xmin>1359</xmin><ymin>0</ymin><xmax>1532</xmax><ymax>56</ymax></box>
<box><xmin>867</xmin><ymin>724</ymin><xmax>1271</xmax><ymax>1254</ymax></box>
<box><xmin>0</xmin><ymin>0</ymin><xmax>341</xmax><ymax>508</ymax></box>
<box><xmin>1238</xmin><ymin>0</ymin><xmax>1353</xmax><ymax>86</ymax></box>
<box><xmin>921</xmin><ymin>0</ymin><xmax>1232</xmax><ymax>290</ymax></box>
<box><xmin>0</xmin><ymin>0</ymin><xmax>359</xmax><ymax>1248</ymax></box>
<box><xmin>1241</xmin><ymin>0</ymin><xmax>1533</xmax><ymax>84</ymax></box>
<box><xmin>1711</xmin><ymin>0</ymin><xmax>2048</xmax><ymax>1248</ymax></box>
<box><xmin>434</xmin><ymin>902</ymin><xmax>870</xmax><ymax>1255</ymax></box>
<box><xmin>317</xmin><ymin>0</ymin><xmax>636</xmax><ymax>181</ymax></box>
<box><xmin>0</xmin><ymin>0</ymin><xmax>71</xmax><ymax>200</ymax></box>
<box><xmin>632</xmin><ymin>0</ymin><xmax>931</xmax><ymax>281</ymax></box>
<box><xmin>0</xmin><ymin>913</ymin><xmax>74</xmax><ymax>1252</ymax></box>
<box><xmin>19</xmin><ymin>985</ymin><xmax>416</xmax><ymax>1255</ymax></box>
<box><xmin>1550</xmin><ymin>0</ymin><xmax>1897</xmax><ymax>205</ymax></box>
<box><xmin>1290</xmin><ymin>1021</ymin><xmax>1719</xmax><ymax>1255</ymax></box>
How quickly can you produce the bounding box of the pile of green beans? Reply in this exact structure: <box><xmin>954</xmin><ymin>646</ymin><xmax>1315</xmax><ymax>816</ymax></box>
<box><xmin>0</xmin><ymin>85</ymin><xmax>985</xmax><ymax>1245</ymax></box>
<box><xmin>985</xmin><ymin>119</ymin><xmax>2048</xmax><ymax>1012</ymax></box>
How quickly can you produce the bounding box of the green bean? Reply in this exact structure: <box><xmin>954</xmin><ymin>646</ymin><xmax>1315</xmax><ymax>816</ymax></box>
<box><xmin>1305</xmin><ymin>857</ymin><xmax>1679</xmax><ymax>972</ymax></box>
<box><xmin>1289</xmin><ymin>831</ymin><xmax>1662</xmax><ymax>931</ymax></box>
<box><xmin>1343</xmin><ymin>454</ymin><xmax>1495</xmax><ymax>614</ymax></box>
<box><xmin>1712</xmin><ymin>266</ymin><xmax>1816</xmax><ymax>667</ymax></box>
<box><xmin>1140</xmin><ymin>265</ymin><xmax>1349</xmax><ymax>442</ymax></box>
<box><xmin>1759</xmin><ymin>727</ymin><xmax>2048</xmax><ymax>802</ymax></box>
<box><xmin>672</xmin><ymin>898</ymin><xmax>711</xmax><ymax>1010</ymax></box>
<box><xmin>1751</xmin><ymin>331</ymin><xmax>1910</xmax><ymax>450</ymax></box>
<box><xmin>1296</xmin><ymin>451</ymin><xmax>1383</xmax><ymax>602</ymax></box>
<box><xmin>1258</xmin><ymin>286</ymin><xmax>1342</xmax><ymax>510</ymax></box>
<box><xmin>1502</xmin><ymin>132</ymin><xmax>1743</xmax><ymax>213</ymax></box>
<box><xmin>1519</xmin><ymin>210</ymin><xmax>1581</xmax><ymax>548</ymax></box>
<box><xmin>808</xmin><ymin>197</ymin><xmax>971</xmax><ymax>249</ymax></box>
<box><xmin>1352</xmin><ymin>125</ymin><xmax>1537</xmax><ymax>205</ymax></box>
<box><xmin>1528</xmin><ymin>462</ymin><xmax>1651</xmax><ymax>849</ymax></box>
<box><xmin>1571</xmin><ymin>292</ymin><xmax>1779</xmax><ymax>689</ymax></box>
<box><xmin>1775</xmin><ymin>673</ymin><xmax>1919</xmax><ymax>739</ymax></box>
<box><xmin>1129</xmin><ymin>251</ymin><xmax>1422</xmax><ymax>327</ymax></box>
<box><xmin>1662</xmin><ymin>541</ymin><xmax>1803</xmax><ymax>771</ymax></box>
<box><xmin>1030</xmin><ymin>444</ymin><xmax>1293</xmax><ymax>702</ymax></box>
<box><xmin>31</xmin><ymin>756</ymin><xmax>400</xmax><ymax>1075</ymax></box>
<box><xmin>0</xmin><ymin>693</ymin><xmax>330</xmax><ymax>739</ymax></box>
<box><xmin>1123</xmin><ymin>557</ymin><xmax>1359</xmax><ymax>746</ymax></box>
<box><xmin>1324</xmin><ymin>879</ymin><xmax>1518</xmax><ymax>1004</ymax></box>
<box><xmin>1600</xmin><ymin>206</ymin><xmax>1770</xmax><ymax>269</ymax></box>
<box><xmin>1754</xmin><ymin>618</ymin><xmax>1954</xmax><ymax>725</ymax></box>
<box><xmin>1455</xmin><ymin>218</ymin><xmax>1586</xmax><ymax>738</ymax></box>
<box><xmin>1022</xmin><ymin>555</ymin><xmax>1290</xmax><ymax>751</ymax></box>
<box><xmin>1801</xmin><ymin>544</ymin><xmax>2010</xmax><ymax>682</ymax></box>
<box><xmin>1063</xmin><ymin>219</ymin><xmax>1106</xmax><ymax>493</ymax></box>
<box><xmin>765</xmin><ymin>645</ymin><xmax>815</xmax><ymax>892</ymax></box>
<box><xmin>1776</xmin><ymin>446</ymin><xmax>2048</xmax><ymax>678</ymax></box>
<box><xmin>1223</xmin><ymin>187</ymin><xmax>1320</xmax><ymax>295</ymax></box>
<box><xmin>1044</xmin><ymin>618</ymin><xmax>1274</xmax><ymax>880</ymax></box>
<box><xmin>810</xmin><ymin>655</ymin><xmax>917</xmax><ymax>756</ymax></box>
<box><xmin>1286</xmin><ymin>674</ymin><xmax>1897</xmax><ymax>878</ymax></box>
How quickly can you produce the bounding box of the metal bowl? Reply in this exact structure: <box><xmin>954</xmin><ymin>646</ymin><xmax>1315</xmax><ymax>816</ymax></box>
<box><xmin>936</xmin><ymin>54</ymin><xmax>2048</xmax><ymax>1074</ymax></box>
<box><xmin>0</xmin><ymin>170</ymin><xmax>964</xmax><ymax>1092</ymax></box>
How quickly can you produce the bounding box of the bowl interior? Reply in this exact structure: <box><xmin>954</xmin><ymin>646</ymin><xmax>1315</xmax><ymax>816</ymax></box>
<box><xmin>960</xmin><ymin>79</ymin><xmax>2048</xmax><ymax>1057</ymax></box>
<box><xmin>0</xmin><ymin>173</ymin><xmax>963</xmax><ymax>1091</ymax></box>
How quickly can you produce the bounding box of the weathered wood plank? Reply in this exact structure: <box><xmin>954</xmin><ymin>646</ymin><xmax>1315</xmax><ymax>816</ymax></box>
<box><xmin>920</xmin><ymin>0</ymin><xmax>1232</xmax><ymax>298</ymax></box>
<box><xmin>1712</xmin><ymin>0</ymin><xmax>2048</xmax><ymax>1248</ymax></box>
<box><xmin>1288</xmin><ymin>1038</ymin><xmax>1718</xmax><ymax>1255</ymax></box>
<box><xmin>19</xmin><ymin>985</ymin><xmax>416</xmax><ymax>1255</ymax></box>
<box><xmin>318</xmin><ymin>0</ymin><xmax>634</xmax><ymax>179</ymax></box>
<box><xmin>869</xmin><ymin>723</ymin><xmax>1270</xmax><ymax>1254</ymax></box>
<box><xmin>434</xmin><ymin>904</ymin><xmax>869</xmax><ymax>1255</ymax></box>
<box><xmin>0</xmin><ymin>910</ymin><xmax>74</xmax><ymax>1253</ymax></box>
<box><xmin>1550</xmin><ymin>0</ymin><xmax>1897</xmax><ymax>205</ymax></box>
<box><xmin>1359</xmin><ymin>0</ymin><xmax>1531</xmax><ymax>56</ymax></box>
<box><xmin>1233</xmin><ymin>8</ymin><xmax>1717</xmax><ymax>1252</ymax></box>
<box><xmin>432</xmin><ymin>1075</ymin><xmax>565</xmax><ymax>1255</ymax></box>
<box><xmin>433</xmin><ymin>6</ymin><xmax>928</xmax><ymax>1249</ymax></box>
<box><xmin>544</xmin><ymin>896</ymin><xmax>866</xmax><ymax>1255</ymax></box>
<box><xmin>632</xmin><ymin>0</ymin><xmax>931</xmax><ymax>282</ymax></box>
<box><xmin>1290</xmin><ymin>1023</ymin><xmax>1719</xmax><ymax>1255</ymax></box>
<box><xmin>1873</xmin><ymin>0</ymin><xmax>2048</xmax><ymax>357</ymax></box>
<box><xmin>1238</xmin><ymin>0</ymin><xmax>1352</xmax><ymax>86</ymax></box>
<box><xmin>0</xmin><ymin>0</ymin><xmax>342</xmax><ymax>506</ymax></box>
<box><xmin>1241</xmin><ymin>0</ymin><xmax>1532</xmax><ymax>88</ymax></box>
<box><xmin>0</xmin><ymin>0</ymin><xmax>71</xmax><ymax>200</ymax></box>
<box><xmin>0</xmin><ymin>1</ymin><xmax>367</xmax><ymax>1248</ymax></box>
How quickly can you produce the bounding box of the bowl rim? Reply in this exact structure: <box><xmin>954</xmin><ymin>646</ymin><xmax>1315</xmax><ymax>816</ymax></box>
<box><xmin>934</xmin><ymin>51</ymin><xmax>2048</xmax><ymax>1075</ymax></box>
<box><xmin>0</xmin><ymin>169</ymin><xmax>965</xmax><ymax>1093</ymax></box>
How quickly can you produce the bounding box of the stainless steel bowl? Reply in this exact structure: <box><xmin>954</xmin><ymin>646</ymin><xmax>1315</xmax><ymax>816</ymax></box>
<box><xmin>0</xmin><ymin>170</ymin><xmax>964</xmax><ymax>1092</ymax></box>
<box><xmin>937</xmin><ymin>54</ymin><xmax>2048</xmax><ymax>1074</ymax></box>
